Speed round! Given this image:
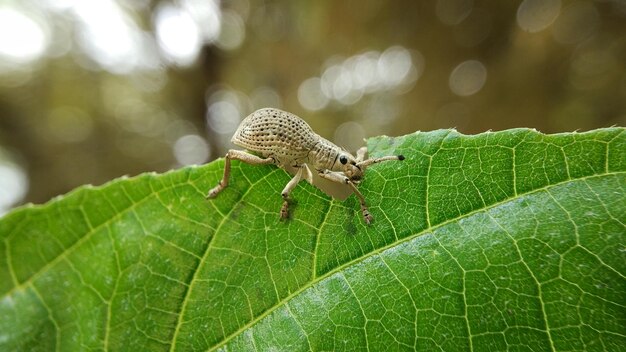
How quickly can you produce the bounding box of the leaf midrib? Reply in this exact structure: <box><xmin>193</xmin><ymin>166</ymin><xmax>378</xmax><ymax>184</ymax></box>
<box><xmin>205</xmin><ymin>171</ymin><xmax>624</xmax><ymax>351</ymax></box>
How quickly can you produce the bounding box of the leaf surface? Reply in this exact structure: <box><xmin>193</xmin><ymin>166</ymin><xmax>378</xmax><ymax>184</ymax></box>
<box><xmin>1</xmin><ymin>128</ymin><xmax>624</xmax><ymax>351</ymax></box>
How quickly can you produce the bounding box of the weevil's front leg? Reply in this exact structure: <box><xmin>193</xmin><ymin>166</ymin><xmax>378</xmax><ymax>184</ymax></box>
<box><xmin>345</xmin><ymin>182</ymin><xmax>373</xmax><ymax>225</ymax></box>
<box><xmin>356</xmin><ymin>146</ymin><xmax>368</xmax><ymax>162</ymax></box>
<box><xmin>207</xmin><ymin>150</ymin><xmax>274</xmax><ymax>199</ymax></box>
<box><xmin>280</xmin><ymin>165</ymin><xmax>304</xmax><ymax>220</ymax></box>
<box><xmin>318</xmin><ymin>170</ymin><xmax>373</xmax><ymax>225</ymax></box>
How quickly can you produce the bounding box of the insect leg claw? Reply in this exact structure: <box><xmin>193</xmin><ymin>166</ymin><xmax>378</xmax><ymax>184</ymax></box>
<box><xmin>280</xmin><ymin>200</ymin><xmax>290</xmax><ymax>220</ymax></box>
<box><xmin>206</xmin><ymin>186</ymin><xmax>220</xmax><ymax>199</ymax></box>
<box><xmin>363</xmin><ymin>212</ymin><xmax>373</xmax><ymax>225</ymax></box>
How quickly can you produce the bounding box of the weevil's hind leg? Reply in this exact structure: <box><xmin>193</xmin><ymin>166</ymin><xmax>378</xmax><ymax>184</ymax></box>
<box><xmin>206</xmin><ymin>150</ymin><xmax>274</xmax><ymax>199</ymax></box>
<box><xmin>280</xmin><ymin>166</ymin><xmax>304</xmax><ymax>220</ymax></box>
<box><xmin>356</xmin><ymin>146</ymin><xmax>368</xmax><ymax>163</ymax></box>
<box><xmin>318</xmin><ymin>170</ymin><xmax>373</xmax><ymax>225</ymax></box>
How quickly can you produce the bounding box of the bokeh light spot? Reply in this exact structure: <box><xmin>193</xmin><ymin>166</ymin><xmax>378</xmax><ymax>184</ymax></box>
<box><xmin>517</xmin><ymin>0</ymin><xmax>561</xmax><ymax>33</ymax></box>
<box><xmin>300</xmin><ymin>46</ymin><xmax>419</xmax><ymax>110</ymax></box>
<box><xmin>173</xmin><ymin>134</ymin><xmax>210</xmax><ymax>165</ymax></box>
<box><xmin>334</xmin><ymin>121</ymin><xmax>366</xmax><ymax>153</ymax></box>
<box><xmin>353</xmin><ymin>51</ymin><xmax>379</xmax><ymax>91</ymax></box>
<box><xmin>449</xmin><ymin>60</ymin><xmax>487</xmax><ymax>96</ymax></box>
<box><xmin>298</xmin><ymin>78</ymin><xmax>329</xmax><ymax>111</ymax></box>
<box><xmin>378</xmin><ymin>46</ymin><xmax>414</xmax><ymax>87</ymax></box>
<box><xmin>73</xmin><ymin>0</ymin><xmax>142</xmax><ymax>74</ymax></box>
<box><xmin>250</xmin><ymin>86</ymin><xmax>282</xmax><ymax>110</ymax></box>
<box><xmin>155</xmin><ymin>4</ymin><xmax>201</xmax><ymax>66</ymax></box>
<box><xmin>207</xmin><ymin>101</ymin><xmax>241</xmax><ymax>135</ymax></box>
<box><xmin>215</xmin><ymin>10</ymin><xmax>245</xmax><ymax>51</ymax></box>
<box><xmin>182</xmin><ymin>0</ymin><xmax>221</xmax><ymax>44</ymax></box>
<box><xmin>0</xmin><ymin>8</ymin><xmax>47</xmax><ymax>63</ymax></box>
<box><xmin>0</xmin><ymin>161</ymin><xmax>28</xmax><ymax>216</ymax></box>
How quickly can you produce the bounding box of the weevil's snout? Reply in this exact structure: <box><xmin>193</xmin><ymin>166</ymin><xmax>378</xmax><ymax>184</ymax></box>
<box><xmin>344</xmin><ymin>162</ymin><xmax>364</xmax><ymax>183</ymax></box>
<box><xmin>348</xmin><ymin>170</ymin><xmax>363</xmax><ymax>183</ymax></box>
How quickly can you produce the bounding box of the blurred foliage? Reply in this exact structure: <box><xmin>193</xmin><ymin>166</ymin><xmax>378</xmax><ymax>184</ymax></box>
<box><xmin>0</xmin><ymin>0</ymin><xmax>625</xmax><ymax>211</ymax></box>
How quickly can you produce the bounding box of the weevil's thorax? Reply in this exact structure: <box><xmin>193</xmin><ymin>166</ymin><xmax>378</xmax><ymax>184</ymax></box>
<box><xmin>310</xmin><ymin>138</ymin><xmax>365</xmax><ymax>183</ymax></box>
<box><xmin>308</xmin><ymin>136</ymin><xmax>339</xmax><ymax>170</ymax></box>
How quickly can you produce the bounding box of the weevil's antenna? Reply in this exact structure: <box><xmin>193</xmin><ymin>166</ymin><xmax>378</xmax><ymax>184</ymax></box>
<box><xmin>356</xmin><ymin>154</ymin><xmax>405</xmax><ymax>169</ymax></box>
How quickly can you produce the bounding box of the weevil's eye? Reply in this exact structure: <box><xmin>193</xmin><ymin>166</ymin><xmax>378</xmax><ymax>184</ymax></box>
<box><xmin>339</xmin><ymin>155</ymin><xmax>348</xmax><ymax>165</ymax></box>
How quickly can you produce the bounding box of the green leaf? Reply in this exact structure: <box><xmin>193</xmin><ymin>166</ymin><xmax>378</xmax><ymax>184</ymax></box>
<box><xmin>1</xmin><ymin>128</ymin><xmax>624</xmax><ymax>351</ymax></box>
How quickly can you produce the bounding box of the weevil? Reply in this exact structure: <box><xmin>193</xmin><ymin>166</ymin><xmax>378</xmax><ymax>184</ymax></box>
<box><xmin>207</xmin><ymin>108</ymin><xmax>404</xmax><ymax>225</ymax></box>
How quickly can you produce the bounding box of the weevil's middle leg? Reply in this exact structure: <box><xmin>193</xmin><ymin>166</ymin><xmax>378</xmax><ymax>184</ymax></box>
<box><xmin>207</xmin><ymin>150</ymin><xmax>274</xmax><ymax>199</ymax></box>
<box><xmin>280</xmin><ymin>166</ymin><xmax>304</xmax><ymax>220</ymax></box>
<box><xmin>318</xmin><ymin>170</ymin><xmax>373</xmax><ymax>225</ymax></box>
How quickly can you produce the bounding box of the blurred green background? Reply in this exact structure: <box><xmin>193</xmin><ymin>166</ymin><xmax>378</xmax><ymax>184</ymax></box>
<box><xmin>0</xmin><ymin>0</ymin><xmax>624</xmax><ymax>214</ymax></box>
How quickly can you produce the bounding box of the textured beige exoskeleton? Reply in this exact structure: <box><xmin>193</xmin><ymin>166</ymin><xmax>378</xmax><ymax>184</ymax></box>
<box><xmin>207</xmin><ymin>108</ymin><xmax>404</xmax><ymax>225</ymax></box>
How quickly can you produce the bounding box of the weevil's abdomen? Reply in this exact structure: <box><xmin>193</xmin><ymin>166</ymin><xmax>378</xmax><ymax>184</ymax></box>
<box><xmin>232</xmin><ymin>108</ymin><xmax>318</xmax><ymax>162</ymax></box>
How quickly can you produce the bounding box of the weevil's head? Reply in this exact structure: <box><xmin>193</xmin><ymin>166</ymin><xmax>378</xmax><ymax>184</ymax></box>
<box><xmin>336</xmin><ymin>153</ymin><xmax>365</xmax><ymax>183</ymax></box>
<box><xmin>329</xmin><ymin>149</ymin><xmax>406</xmax><ymax>184</ymax></box>
<box><xmin>333</xmin><ymin>152</ymin><xmax>406</xmax><ymax>184</ymax></box>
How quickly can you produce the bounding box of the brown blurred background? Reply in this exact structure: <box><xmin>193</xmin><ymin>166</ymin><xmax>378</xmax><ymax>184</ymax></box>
<box><xmin>0</xmin><ymin>0</ymin><xmax>625</xmax><ymax>214</ymax></box>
